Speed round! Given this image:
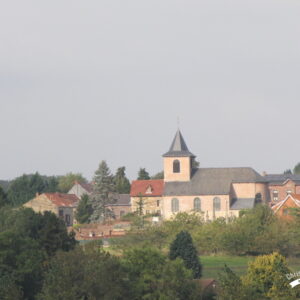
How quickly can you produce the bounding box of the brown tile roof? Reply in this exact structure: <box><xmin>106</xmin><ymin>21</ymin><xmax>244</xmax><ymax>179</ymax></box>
<box><xmin>44</xmin><ymin>193</ymin><xmax>79</xmax><ymax>207</ymax></box>
<box><xmin>130</xmin><ymin>180</ymin><xmax>164</xmax><ymax>197</ymax></box>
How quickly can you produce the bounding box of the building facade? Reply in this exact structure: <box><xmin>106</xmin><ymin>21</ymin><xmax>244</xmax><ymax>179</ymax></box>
<box><xmin>131</xmin><ymin>130</ymin><xmax>270</xmax><ymax>220</ymax></box>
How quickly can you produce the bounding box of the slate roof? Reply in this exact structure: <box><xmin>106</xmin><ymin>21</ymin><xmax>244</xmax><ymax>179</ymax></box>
<box><xmin>111</xmin><ymin>194</ymin><xmax>131</xmax><ymax>206</ymax></box>
<box><xmin>230</xmin><ymin>198</ymin><xmax>255</xmax><ymax>210</ymax></box>
<box><xmin>78</xmin><ymin>182</ymin><xmax>93</xmax><ymax>193</ymax></box>
<box><xmin>163</xmin><ymin>130</ymin><xmax>195</xmax><ymax>157</ymax></box>
<box><xmin>164</xmin><ymin>167</ymin><xmax>265</xmax><ymax>196</ymax></box>
<box><xmin>130</xmin><ymin>180</ymin><xmax>164</xmax><ymax>197</ymax></box>
<box><xmin>264</xmin><ymin>174</ymin><xmax>300</xmax><ymax>185</ymax></box>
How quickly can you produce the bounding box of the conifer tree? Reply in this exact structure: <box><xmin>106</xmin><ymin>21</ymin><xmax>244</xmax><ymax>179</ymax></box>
<box><xmin>114</xmin><ymin>167</ymin><xmax>131</xmax><ymax>194</ymax></box>
<box><xmin>169</xmin><ymin>231</ymin><xmax>202</xmax><ymax>279</ymax></box>
<box><xmin>75</xmin><ymin>194</ymin><xmax>92</xmax><ymax>224</ymax></box>
<box><xmin>137</xmin><ymin>168</ymin><xmax>150</xmax><ymax>180</ymax></box>
<box><xmin>89</xmin><ymin>161</ymin><xmax>116</xmax><ymax>223</ymax></box>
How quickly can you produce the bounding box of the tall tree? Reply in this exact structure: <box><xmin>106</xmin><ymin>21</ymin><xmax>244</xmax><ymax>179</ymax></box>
<box><xmin>0</xmin><ymin>186</ymin><xmax>8</xmax><ymax>208</ymax></box>
<box><xmin>169</xmin><ymin>230</ymin><xmax>202</xmax><ymax>279</ymax></box>
<box><xmin>137</xmin><ymin>168</ymin><xmax>150</xmax><ymax>180</ymax></box>
<box><xmin>75</xmin><ymin>194</ymin><xmax>92</xmax><ymax>224</ymax></box>
<box><xmin>7</xmin><ymin>173</ymin><xmax>48</xmax><ymax>206</ymax></box>
<box><xmin>293</xmin><ymin>163</ymin><xmax>300</xmax><ymax>175</ymax></box>
<box><xmin>57</xmin><ymin>172</ymin><xmax>87</xmax><ymax>193</ymax></box>
<box><xmin>89</xmin><ymin>161</ymin><xmax>116</xmax><ymax>223</ymax></box>
<box><xmin>114</xmin><ymin>167</ymin><xmax>131</xmax><ymax>194</ymax></box>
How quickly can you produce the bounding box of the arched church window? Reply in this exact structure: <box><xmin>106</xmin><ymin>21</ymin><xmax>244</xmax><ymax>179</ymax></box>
<box><xmin>194</xmin><ymin>197</ymin><xmax>201</xmax><ymax>211</ymax></box>
<box><xmin>173</xmin><ymin>160</ymin><xmax>180</xmax><ymax>173</ymax></box>
<box><xmin>213</xmin><ymin>197</ymin><xmax>221</xmax><ymax>211</ymax></box>
<box><xmin>171</xmin><ymin>198</ymin><xmax>179</xmax><ymax>212</ymax></box>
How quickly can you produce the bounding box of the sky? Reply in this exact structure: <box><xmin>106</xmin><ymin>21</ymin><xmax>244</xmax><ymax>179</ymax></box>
<box><xmin>1</xmin><ymin>0</ymin><xmax>300</xmax><ymax>181</ymax></box>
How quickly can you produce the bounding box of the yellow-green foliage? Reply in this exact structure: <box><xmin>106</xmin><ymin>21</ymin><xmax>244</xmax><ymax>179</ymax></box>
<box><xmin>242</xmin><ymin>252</ymin><xmax>298</xmax><ymax>300</ymax></box>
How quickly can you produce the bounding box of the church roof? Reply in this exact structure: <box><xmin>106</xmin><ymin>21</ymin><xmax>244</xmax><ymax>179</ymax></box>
<box><xmin>164</xmin><ymin>167</ymin><xmax>265</xmax><ymax>196</ymax></box>
<box><xmin>163</xmin><ymin>130</ymin><xmax>195</xmax><ymax>157</ymax></box>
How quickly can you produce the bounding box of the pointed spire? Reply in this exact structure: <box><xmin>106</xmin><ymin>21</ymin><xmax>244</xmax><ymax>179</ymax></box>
<box><xmin>163</xmin><ymin>130</ymin><xmax>195</xmax><ymax>157</ymax></box>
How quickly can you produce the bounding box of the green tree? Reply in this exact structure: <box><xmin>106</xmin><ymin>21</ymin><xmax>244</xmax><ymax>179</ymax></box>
<box><xmin>284</xmin><ymin>169</ymin><xmax>292</xmax><ymax>174</ymax></box>
<box><xmin>123</xmin><ymin>247</ymin><xmax>199</xmax><ymax>300</ymax></box>
<box><xmin>0</xmin><ymin>186</ymin><xmax>8</xmax><ymax>207</ymax></box>
<box><xmin>137</xmin><ymin>168</ymin><xmax>150</xmax><ymax>180</ymax></box>
<box><xmin>169</xmin><ymin>230</ymin><xmax>202</xmax><ymax>279</ymax></box>
<box><xmin>243</xmin><ymin>252</ymin><xmax>298</xmax><ymax>300</ymax></box>
<box><xmin>39</xmin><ymin>246</ymin><xmax>130</xmax><ymax>300</ymax></box>
<box><xmin>89</xmin><ymin>161</ymin><xmax>116</xmax><ymax>223</ymax></box>
<box><xmin>6</xmin><ymin>173</ymin><xmax>60</xmax><ymax>206</ymax></box>
<box><xmin>75</xmin><ymin>194</ymin><xmax>92</xmax><ymax>224</ymax></box>
<box><xmin>57</xmin><ymin>172</ymin><xmax>87</xmax><ymax>193</ymax></box>
<box><xmin>151</xmin><ymin>171</ymin><xmax>164</xmax><ymax>179</ymax></box>
<box><xmin>294</xmin><ymin>163</ymin><xmax>300</xmax><ymax>174</ymax></box>
<box><xmin>114</xmin><ymin>166</ymin><xmax>131</xmax><ymax>194</ymax></box>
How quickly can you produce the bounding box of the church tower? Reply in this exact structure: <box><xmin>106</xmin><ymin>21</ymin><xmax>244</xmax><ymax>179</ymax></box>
<box><xmin>163</xmin><ymin>130</ymin><xmax>195</xmax><ymax>182</ymax></box>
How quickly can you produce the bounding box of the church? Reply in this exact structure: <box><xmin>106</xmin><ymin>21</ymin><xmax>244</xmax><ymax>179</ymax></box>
<box><xmin>130</xmin><ymin>130</ymin><xmax>269</xmax><ymax>220</ymax></box>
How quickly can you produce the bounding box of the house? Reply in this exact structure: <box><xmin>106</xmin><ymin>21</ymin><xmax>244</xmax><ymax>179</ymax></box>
<box><xmin>263</xmin><ymin>174</ymin><xmax>300</xmax><ymax>205</ymax></box>
<box><xmin>271</xmin><ymin>193</ymin><xmax>300</xmax><ymax>220</ymax></box>
<box><xmin>130</xmin><ymin>180</ymin><xmax>164</xmax><ymax>215</ymax></box>
<box><xmin>107</xmin><ymin>194</ymin><xmax>131</xmax><ymax>219</ymax></box>
<box><xmin>23</xmin><ymin>193</ymin><xmax>79</xmax><ymax>226</ymax></box>
<box><xmin>131</xmin><ymin>130</ymin><xmax>269</xmax><ymax>220</ymax></box>
<box><xmin>68</xmin><ymin>181</ymin><xmax>93</xmax><ymax>199</ymax></box>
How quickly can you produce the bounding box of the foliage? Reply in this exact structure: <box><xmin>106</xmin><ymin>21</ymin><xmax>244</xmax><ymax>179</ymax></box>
<box><xmin>293</xmin><ymin>162</ymin><xmax>300</xmax><ymax>175</ymax></box>
<box><xmin>114</xmin><ymin>166</ymin><xmax>131</xmax><ymax>194</ymax></box>
<box><xmin>39</xmin><ymin>246</ymin><xmax>130</xmax><ymax>300</ymax></box>
<box><xmin>243</xmin><ymin>252</ymin><xmax>298</xmax><ymax>300</ymax></box>
<box><xmin>6</xmin><ymin>173</ymin><xmax>59</xmax><ymax>206</ymax></box>
<box><xmin>151</xmin><ymin>171</ymin><xmax>164</xmax><ymax>179</ymax></box>
<box><xmin>137</xmin><ymin>168</ymin><xmax>150</xmax><ymax>180</ymax></box>
<box><xmin>169</xmin><ymin>231</ymin><xmax>202</xmax><ymax>279</ymax></box>
<box><xmin>0</xmin><ymin>186</ymin><xmax>8</xmax><ymax>208</ymax></box>
<box><xmin>284</xmin><ymin>169</ymin><xmax>292</xmax><ymax>174</ymax></box>
<box><xmin>89</xmin><ymin>160</ymin><xmax>116</xmax><ymax>223</ymax></box>
<box><xmin>123</xmin><ymin>247</ymin><xmax>200</xmax><ymax>300</ymax></box>
<box><xmin>57</xmin><ymin>172</ymin><xmax>87</xmax><ymax>193</ymax></box>
<box><xmin>75</xmin><ymin>194</ymin><xmax>92</xmax><ymax>224</ymax></box>
<box><xmin>0</xmin><ymin>207</ymin><xmax>76</xmax><ymax>299</ymax></box>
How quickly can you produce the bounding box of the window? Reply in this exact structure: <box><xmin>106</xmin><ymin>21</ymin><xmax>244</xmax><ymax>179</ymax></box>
<box><xmin>213</xmin><ymin>197</ymin><xmax>221</xmax><ymax>211</ymax></box>
<box><xmin>287</xmin><ymin>190</ymin><xmax>292</xmax><ymax>195</ymax></box>
<box><xmin>273</xmin><ymin>190</ymin><xmax>278</xmax><ymax>202</ymax></box>
<box><xmin>156</xmin><ymin>210</ymin><xmax>161</xmax><ymax>216</ymax></box>
<box><xmin>157</xmin><ymin>200</ymin><xmax>160</xmax><ymax>207</ymax></box>
<box><xmin>283</xmin><ymin>208</ymin><xmax>289</xmax><ymax>216</ymax></box>
<box><xmin>120</xmin><ymin>211</ymin><xmax>125</xmax><ymax>217</ymax></box>
<box><xmin>171</xmin><ymin>198</ymin><xmax>179</xmax><ymax>212</ymax></box>
<box><xmin>65</xmin><ymin>214</ymin><xmax>71</xmax><ymax>226</ymax></box>
<box><xmin>173</xmin><ymin>160</ymin><xmax>180</xmax><ymax>173</ymax></box>
<box><xmin>59</xmin><ymin>209</ymin><xmax>64</xmax><ymax>218</ymax></box>
<box><xmin>194</xmin><ymin>197</ymin><xmax>201</xmax><ymax>212</ymax></box>
<box><xmin>255</xmin><ymin>193</ymin><xmax>262</xmax><ymax>203</ymax></box>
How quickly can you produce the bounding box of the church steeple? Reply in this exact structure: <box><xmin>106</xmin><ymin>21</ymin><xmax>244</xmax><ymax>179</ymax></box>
<box><xmin>163</xmin><ymin>130</ymin><xmax>195</xmax><ymax>158</ymax></box>
<box><xmin>163</xmin><ymin>130</ymin><xmax>195</xmax><ymax>182</ymax></box>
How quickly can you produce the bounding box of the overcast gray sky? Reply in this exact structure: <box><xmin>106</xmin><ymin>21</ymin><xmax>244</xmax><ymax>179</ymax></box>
<box><xmin>1</xmin><ymin>0</ymin><xmax>300</xmax><ymax>181</ymax></box>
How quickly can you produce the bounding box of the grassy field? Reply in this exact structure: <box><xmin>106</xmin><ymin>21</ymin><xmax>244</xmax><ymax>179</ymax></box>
<box><xmin>201</xmin><ymin>255</ymin><xmax>253</xmax><ymax>278</ymax></box>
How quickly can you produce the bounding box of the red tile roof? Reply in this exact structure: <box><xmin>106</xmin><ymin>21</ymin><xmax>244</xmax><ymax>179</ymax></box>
<box><xmin>44</xmin><ymin>193</ymin><xmax>79</xmax><ymax>207</ymax></box>
<box><xmin>130</xmin><ymin>180</ymin><xmax>164</xmax><ymax>197</ymax></box>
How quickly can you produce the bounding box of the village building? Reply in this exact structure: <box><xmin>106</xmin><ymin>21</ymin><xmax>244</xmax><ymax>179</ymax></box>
<box><xmin>107</xmin><ymin>194</ymin><xmax>131</xmax><ymax>219</ymax></box>
<box><xmin>68</xmin><ymin>181</ymin><xmax>93</xmax><ymax>198</ymax></box>
<box><xmin>68</xmin><ymin>182</ymin><xmax>131</xmax><ymax>220</ymax></box>
<box><xmin>271</xmin><ymin>193</ymin><xmax>300</xmax><ymax>220</ymax></box>
<box><xmin>131</xmin><ymin>130</ymin><xmax>270</xmax><ymax>220</ymax></box>
<box><xmin>263</xmin><ymin>174</ymin><xmax>300</xmax><ymax>205</ymax></box>
<box><xmin>23</xmin><ymin>193</ymin><xmax>79</xmax><ymax>226</ymax></box>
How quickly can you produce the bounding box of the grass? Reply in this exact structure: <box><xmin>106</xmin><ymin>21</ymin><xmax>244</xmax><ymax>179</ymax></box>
<box><xmin>201</xmin><ymin>255</ymin><xmax>253</xmax><ymax>278</ymax></box>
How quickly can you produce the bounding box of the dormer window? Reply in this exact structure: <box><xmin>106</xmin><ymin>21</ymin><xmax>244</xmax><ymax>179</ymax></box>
<box><xmin>145</xmin><ymin>185</ymin><xmax>153</xmax><ymax>194</ymax></box>
<box><xmin>173</xmin><ymin>160</ymin><xmax>180</xmax><ymax>173</ymax></box>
